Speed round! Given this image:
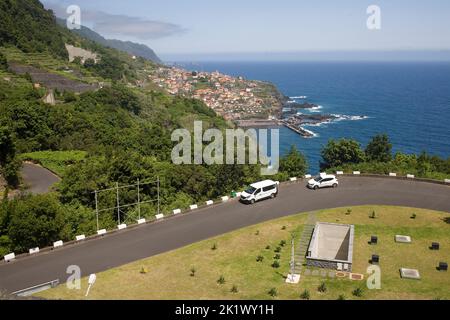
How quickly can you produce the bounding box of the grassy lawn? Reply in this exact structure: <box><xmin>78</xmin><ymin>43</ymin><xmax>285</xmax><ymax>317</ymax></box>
<box><xmin>20</xmin><ymin>150</ymin><xmax>87</xmax><ymax>177</ymax></box>
<box><xmin>37</xmin><ymin>206</ymin><xmax>450</xmax><ymax>300</ymax></box>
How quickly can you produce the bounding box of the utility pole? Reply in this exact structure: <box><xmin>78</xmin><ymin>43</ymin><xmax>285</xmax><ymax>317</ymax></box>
<box><xmin>116</xmin><ymin>182</ymin><xmax>120</xmax><ymax>225</ymax></box>
<box><xmin>137</xmin><ymin>178</ymin><xmax>141</xmax><ymax>220</ymax></box>
<box><xmin>157</xmin><ymin>176</ymin><xmax>160</xmax><ymax>215</ymax></box>
<box><xmin>95</xmin><ymin>191</ymin><xmax>99</xmax><ymax>231</ymax></box>
<box><xmin>285</xmin><ymin>234</ymin><xmax>300</xmax><ymax>284</ymax></box>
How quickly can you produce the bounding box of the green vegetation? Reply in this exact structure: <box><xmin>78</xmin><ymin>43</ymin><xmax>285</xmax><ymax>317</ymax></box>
<box><xmin>0</xmin><ymin>126</ymin><xmax>20</xmax><ymax>187</ymax></box>
<box><xmin>19</xmin><ymin>151</ymin><xmax>87</xmax><ymax>176</ymax></box>
<box><xmin>321</xmin><ymin>135</ymin><xmax>449</xmax><ymax>180</ymax></box>
<box><xmin>0</xmin><ymin>0</ymin><xmax>69</xmax><ymax>58</ymax></box>
<box><xmin>36</xmin><ymin>206</ymin><xmax>450</xmax><ymax>300</ymax></box>
<box><xmin>278</xmin><ymin>145</ymin><xmax>308</xmax><ymax>180</ymax></box>
<box><xmin>300</xmin><ymin>290</ymin><xmax>311</xmax><ymax>300</ymax></box>
<box><xmin>321</xmin><ymin>138</ymin><xmax>366</xmax><ymax>168</ymax></box>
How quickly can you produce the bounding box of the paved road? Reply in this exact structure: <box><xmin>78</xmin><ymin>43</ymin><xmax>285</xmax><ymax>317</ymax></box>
<box><xmin>0</xmin><ymin>177</ymin><xmax>448</xmax><ymax>293</ymax></box>
<box><xmin>21</xmin><ymin>163</ymin><xmax>61</xmax><ymax>194</ymax></box>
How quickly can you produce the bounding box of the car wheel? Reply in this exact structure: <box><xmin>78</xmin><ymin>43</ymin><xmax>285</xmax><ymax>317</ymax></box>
<box><xmin>314</xmin><ymin>185</ymin><xmax>319</xmax><ymax>190</ymax></box>
<box><xmin>271</xmin><ymin>193</ymin><xmax>275</xmax><ymax>199</ymax></box>
<box><xmin>333</xmin><ymin>183</ymin><xmax>338</xmax><ymax>188</ymax></box>
<box><xmin>250</xmin><ymin>199</ymin><xmax>255</xmax><ymax>204</ymax></box>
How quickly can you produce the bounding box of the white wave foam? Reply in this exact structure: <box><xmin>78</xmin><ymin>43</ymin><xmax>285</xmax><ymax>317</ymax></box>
<box><xmin>331</xmin><ymin>114</ymin><xmax>369</xmax><ymax>122</ymax></box>
<box><xmin>309</xmin><ymin>105</ymin><xmax>323</xmax><ymax>113</ymax></box>
<box><xmin>290</xmin><ymin>96</ymin><xmax>308</xmax><ymax>99</ymax></box>
<box><xmin>301</xmin><ymin>127</ymin><xmax>319</xmax><ymax>138</ymax></box>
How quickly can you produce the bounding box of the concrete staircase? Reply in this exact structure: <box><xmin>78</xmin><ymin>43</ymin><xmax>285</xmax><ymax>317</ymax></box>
<box><xmin>293</xmin><ymin>212</ymin><xmax>317</xmax><ymax>274</ymax></box>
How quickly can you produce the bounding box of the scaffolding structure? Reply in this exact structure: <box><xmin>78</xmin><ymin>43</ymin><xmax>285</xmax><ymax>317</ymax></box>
<box><xmin>93</xmin><ymin>177</ymin><xmax>160</xmax><ymax>231</ymax></box>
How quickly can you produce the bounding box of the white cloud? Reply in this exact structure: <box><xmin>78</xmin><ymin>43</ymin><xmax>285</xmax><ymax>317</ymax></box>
<box><xmin>44</xmin><ymin>1</ymin><xmax>185</xmax><ymax>40</ymax></box>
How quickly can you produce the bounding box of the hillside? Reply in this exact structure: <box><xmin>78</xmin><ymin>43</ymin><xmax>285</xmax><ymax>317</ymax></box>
<box><xmin>56</xmin><ymin>18</ymin><xmax>162</xmax><ymax>63</ymax></box>
<box><xmin>0</xmin><ymin>0</ymin><xmax>71</xmax><ymax>58</ymax></box>
<box><xmin>0</xmin><ymin>0</ymin><xmax>269</xmax><ymax>257</ymax></box>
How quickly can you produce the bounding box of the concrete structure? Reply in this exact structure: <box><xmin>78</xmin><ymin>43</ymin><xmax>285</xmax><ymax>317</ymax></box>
<box><xmin>400</xmin><ymin>268</ymin><xmax>421</xmax><ymax>280</ymax></box>
<box><xmin>65</xmin><ymin>44</ymin><xmax>98</xmax><ymax>64</ymax></box>
<box><xmin>395</xmin><ymin>235</ymin><xmax>412</xmax><ymax>243</ymax></box>
<box><xmin>306</xmin><ymin>222</ymin><xmax>354</xmax><ymax>272</ymax></box>
<box><xmin>43</xmin><ymin>90</ymin><xmax>55</xmax><ymax>105</ymax></box>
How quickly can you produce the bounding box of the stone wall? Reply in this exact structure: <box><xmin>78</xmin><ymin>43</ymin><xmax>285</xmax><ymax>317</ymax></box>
<box><xmin>306</xmin><ymin>258</ymin><xmax>353</xmax><ymax>272</ymax></box>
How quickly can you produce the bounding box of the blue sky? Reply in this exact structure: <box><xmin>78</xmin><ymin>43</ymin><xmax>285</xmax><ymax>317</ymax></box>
<box><xmin>43</xmin><ymin>0</ymin><xmax>450</xmax><ymax>60</ymax></box>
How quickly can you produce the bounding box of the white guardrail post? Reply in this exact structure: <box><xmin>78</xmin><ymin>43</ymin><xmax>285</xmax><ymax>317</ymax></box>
<box><xmin>75</xmin><ymin>235</ymin><xmax>85</xmax><ymax>241</ymax></box>
<box><xmin>290</xmin><ymin>177</ymin><xmax>297</xmax><ymax>182</ymax></box>
<box><xmin>206</xmin><ymin>200</ymin><xmax>214</xmax><ymax>206</ymax></box>
<box><xmin>53</xmin><ymin>240</ymin><xmax>63</xmax><ymax>248</ymax></box>
<box><xmin>118</xmin><ymin>224</ymin><xmax>127</xmax><ymax>230</ymax></box>
<box><xmin>173</xmin><ymin>209</ymin><xmax>181</xmax><ymax>215</ymax></box>
<box><xmin>97</xmin><ymin>229</ymin><xmax>107</xmax><ymax>236</ymax></box>
<box><xmin>4</xmin><ymin>253</ymin><xmax>15</xmax><ymax>262</ymax></box>
<box><xmin>190</xmin><ymin>204</ymin><xmax>198</xmax><ymax>210</ymax></box>
<box><xmin>137</xmin><ymin>218</ymin><xmax>146</xmax><ymax>224</ymax></box>
<box><xmin>155</xmin><ymin>214</ymin><xmax>164</xmax><ymax>220</ymax></box>
<box><xmin>221</xmin><ymin>196</ymin><xmax>229</xmax><ymax>202</ymax></box>
<box><xmin>305</xmin><ymin>174</ymin><xmax>311</xmax><ymax>179</ymax></box>
<box><xmin>407</xmin><ymin>174</ymin><xmax>415</xmax><ymax>179</ymax></box>
<box><xmin>445</xmin><ymin>179</ymin><xmax>450</xmax><ymax>184</ymax></box>
<box><xmin>336</xmin><ymin>171</ymin><xmax>344</xmax><ymax>175</ymax></box>
<box><xmin>353</xmin><ymin>171</ymin><xmax>361</xmax><ymax>175</ymax></box>
<box><xmin>29</xmin><ymin>247</ymin><xmax>39</xmax><ymax>255</ymax></box>
<box><xmin>389</xmin><ymin>173</ymin><xmax>397</xmax><ymax>177</ymax></box>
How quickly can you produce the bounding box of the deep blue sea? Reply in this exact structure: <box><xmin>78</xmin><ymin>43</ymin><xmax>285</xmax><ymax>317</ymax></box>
<box><xmin>179</xmin><ymin>61</ymin><xmax>450</xmax><ymax>173</ymax></box>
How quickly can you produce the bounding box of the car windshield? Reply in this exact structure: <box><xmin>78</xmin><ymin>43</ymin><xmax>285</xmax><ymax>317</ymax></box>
<box><xmin>245</xmin><ymin>186</ymin><xmax>257</xmax><ymax>194</ymax></box>
<box><xmin>314</xmin><ymin>177</ymin><xmax>322</xmax><ymax>182</ymax></box>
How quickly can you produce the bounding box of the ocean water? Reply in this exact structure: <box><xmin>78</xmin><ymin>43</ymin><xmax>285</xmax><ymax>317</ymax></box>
<box><xmin>179</xmin><ymin>61</ymin><xmax>450</xmax><ymax>173</ymax></box>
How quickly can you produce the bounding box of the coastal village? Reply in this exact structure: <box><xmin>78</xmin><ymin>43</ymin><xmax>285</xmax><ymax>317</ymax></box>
<box><xmin>148</xmin><ymin>66</ymin><xmax>284</xmax><ymax>121</ymax></box>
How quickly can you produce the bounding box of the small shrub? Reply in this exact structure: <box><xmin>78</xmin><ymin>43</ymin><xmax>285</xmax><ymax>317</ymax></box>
<box><xmin>217</xmin><ymin>275</ymin><xmax>225</xmax><ymax>285</ymax></box>
<box><xmin>281</xmin><ymin>226</ymin><xmax>287</xmax><ymax>230</ymax></box>
<box><xmin>211</xmin><ymin>243</ymin><xmax>218</xmax><ymax>250</ymax></box>
<box><xmin>140</xmin><ymin>266</ymin><xmax>148</xmax><ymax>274</ymax></box>
<box><xmin>370</xmin><ymin>211</ymin><xmax>377</xmax><ymax>219</ymax></box>
<box><xmin>337</xmin><ymin>294</ymin><xmax>346</xmax><ymax>300</ymax></box>
<box><xmin>256</xmin><ymin>255</ymin><xmax>264</xmax><ymax>262</ymax></box>
<box><xmin>272</xmin><ymin>260</ymin><xmax>280</xmax><ymax>268</ymax></box>
<box><xmin>346</xmin><ymin>209</ymin><xmax>352</xmax><ymax>215</ymax></box>
<box><xmin>411</xmin><ymin>213</ymin><xmax>417</xmax><ymax>219</ymax></box>
<box><xmin>274</xmin><ymin>254</ymin><xmax>281</xmax><ymax>260</ymax></box>
<box><xmin>280</xmin><ymin>240</ymin><xmax>287</xmax><ymax>247</ymax></box>
<box><xmin>255</xmin><ymin>230</ymin><xmax>260</xmax><ymax>235</ymax></box>
<box><xmin>318</xmin><ymin>282</ymin><xmax>327</xmax><ymax>293</ymax></box>
<box><xmin>300</xmin><ymin>289</ymin><xmax>310</xmax><ymax>300</ymax></box>
<box><xmin>268</xmin><ymin>288</ymin><xmax>278</xmax><ymax>297</ymax></box>
<box><xmin>274</xmin><ymin>246</ymin><xmax>282</xmax><ymax>253</ymax></box>
<box><xmin>190</xmin><ymin>267</ymin><xmax>196</xmax><ymax>277</ymax></box>
<box><xmin>265</xmin><ymin>245</ymin><xmax>271</xmax><ymax>250</ymax></box>
<box><xmin>352</xmin><ymin>287</ymin><xmax>364</xmax><ymax>297</ymax></box>
<box><xmin>231</xmin><ymin>285</ymin><xmax>238</xmax><ymax>293</ymax></box>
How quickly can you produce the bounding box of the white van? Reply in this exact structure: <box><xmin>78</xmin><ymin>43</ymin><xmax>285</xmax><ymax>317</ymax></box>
<box><xmin>240</xmin><ymin>180</ymin><xmax>280</xmax><ymax>204</ymax></box>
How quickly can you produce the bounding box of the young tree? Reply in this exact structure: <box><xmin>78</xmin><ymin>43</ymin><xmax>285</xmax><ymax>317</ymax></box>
<box><xmin>280</xmin><ymin>145</ymin><xmax>308</xmax><ymax>178</ymax></box>
<box><xmin>7</xmin><ymin>194</ymin><xmax>69</xmax><ymax>252</ymax></box>
<box><xmin>321</xmin><ymin>139</ymin><xmax>365</xmax><ymax>169</ymax></box>
<box><xmin>0</xmin><ymin>126</ymin><xmax>19</xmax><ymax>186</ymax></box>
<box><xmin>365</xmin><ymin>134</ymin><xmax>392</xmax><ymax>162</ymax></box>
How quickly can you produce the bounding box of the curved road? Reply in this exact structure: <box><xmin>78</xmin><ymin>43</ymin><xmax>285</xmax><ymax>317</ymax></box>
<box><xmin>0</xmin><ymin>176</ymin><xmax>449</xmax><ymax>293</ymax></box>
<box><xmin>21</xmin><ymin>163</ymin><xmax>61</xmax><ymax>194</ymax></box>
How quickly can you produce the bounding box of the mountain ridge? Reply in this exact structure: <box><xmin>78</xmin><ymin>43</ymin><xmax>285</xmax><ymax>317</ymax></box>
<box><xmin>56</xmin><ymin>18</ymin><xmax>162</xmax><ymax>64</ymax></box>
